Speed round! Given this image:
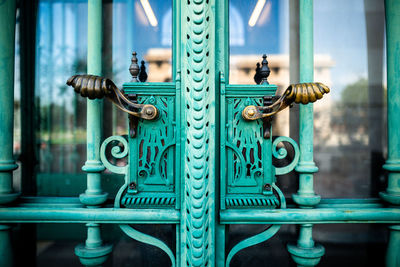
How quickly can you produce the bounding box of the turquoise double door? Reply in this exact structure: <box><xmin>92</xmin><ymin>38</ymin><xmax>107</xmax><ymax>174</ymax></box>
<box><xmin>99</xmin><ymin>1</ymin><xmax>294</xmax><ymax>266</ymax></box>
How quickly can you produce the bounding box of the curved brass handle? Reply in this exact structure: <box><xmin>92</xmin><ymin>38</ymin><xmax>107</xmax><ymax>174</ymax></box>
<box><xmin>242</xmin><ymin>82</ymin><xmax>330</xmax><ymax>121</ymax></box>
<box><xmin>66</xmin><ymin>75</ymin><xmax>158</xmax><ymax>120</ymax></box>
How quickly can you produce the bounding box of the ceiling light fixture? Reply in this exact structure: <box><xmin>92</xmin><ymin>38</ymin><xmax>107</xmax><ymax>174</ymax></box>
<box><xmin>248</xmin><ymin>0</ymin><xmax>266</xmax><ymax>27</ymax></box>
<box><xmin>140</xmin><ymin>0</ymin><xmax>158</xmax><ymax>27</ymax></box>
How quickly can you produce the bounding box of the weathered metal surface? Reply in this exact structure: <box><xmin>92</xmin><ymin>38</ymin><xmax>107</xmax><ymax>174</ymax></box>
<box><xmin>74</xmin><ymin>1</ymin><xmax>113</xmax><ymax>266</ymax></box>
<box><xmin>0</xmin><ymin>1</ymin><xmax>17</xmax><ymax>266</ymax></box>
<box><xmin>286</xmin><ymin>1</ymin><xmax>325</xmax><ymax>266</ymax></box>
<box><xmin>381</xmin><ymin>1</ymin><xmax>400</xmax><ymax>266</ymax></box>
<box><xmin>180</xmin><ymin>0</ymin><xmax>216</xmax><ymax>265</ymax></box>
<box><xmin>1</xmin><ymin>206</ymin><xmax>400</xmax><ymax>224</ymax></box>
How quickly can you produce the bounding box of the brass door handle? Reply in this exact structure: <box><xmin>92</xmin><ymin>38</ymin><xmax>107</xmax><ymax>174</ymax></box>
<box><xmin>242</xmin><ymin>82</ymin><xmax>330</xmax><ymax>121</ymax></box>
<box><xmin>66</xmin><ymin>74</ymin><xmax>158</xmax><ymax>120</ymax></box>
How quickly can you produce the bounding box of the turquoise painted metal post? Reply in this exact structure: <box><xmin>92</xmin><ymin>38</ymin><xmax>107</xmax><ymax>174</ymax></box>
<box><xmin>293</xmin><ymin>0</ymin><xmax>319</xmax><ymax>208</ymax></box>
<box><xmin>0</xmin><ymin>1</ymin><xmax>18</xmax><ymax>266</ymax></box>
<box><xmin>288</xmin><ymin>1</ymin><xmax>324</xmax><ymax>266</ymax></box>
<box><xmin>380</xmin><ymin>0</ymin><xmax>400</xmax><ymax>207</ymax></box>
<box><xmin>180</xmin><ymin>0</ymin><xmax>217</xmax><ymax>266</ymax></box>
<box><xmin>386</xmin><ymin>226</ymin><xmax>400</xmax><ymax>267</ymax></box>
<box><xmin>0</xmin><ymin>0</ymin><xmax>18</xmax><ymax>205</ymax></box>
<box><xmin>0</xmin><ymin>225</ymin><xmax>13</xmax><ymax>267</ymax></box>
<box><xmin>80</xmin><ymin>0</ymin><xmax>107</xmax><ymax>207</ymax></box>
<box><xmin>381</xmin><ymin>1</ymin><xmax>400</xmax><ymax>266</ymax></box>
<box><xmin>75</xmin><ymin>1</ymin><xmax>112</xmax><ymax>266</ymax></box>
<box><xmin>215</xmin><ymin>0</ymin><xmax>229</xmax><ymax>266</ymax></box>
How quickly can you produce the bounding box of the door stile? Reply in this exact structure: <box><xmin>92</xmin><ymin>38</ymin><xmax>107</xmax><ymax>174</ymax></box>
<box><xmin>215</xmin><ymin>1</ymin><xmax>229</xmax><ymax>266</ymax></box>
<box><xmin>179</xmin><ymin>0</ymin><xmax>217</xmax><ymax>266</ymax></box>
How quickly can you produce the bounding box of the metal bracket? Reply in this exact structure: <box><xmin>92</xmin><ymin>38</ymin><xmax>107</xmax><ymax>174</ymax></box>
<box><xmin>262</xmin><ymin>96</ymin><xmax>274</xmax><ymax>139</ymax></box>
<box><xmin>127</xmin><ymin>94</ymin><xmax>139</xmax><ymax>138</ymax></box>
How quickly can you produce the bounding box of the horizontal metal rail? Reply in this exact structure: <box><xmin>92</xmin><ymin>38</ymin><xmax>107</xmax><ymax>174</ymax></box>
<box><xmin>220</xmin><ymin>208</ymin><xmax>400</xmax><ymax>224</ymax></box>
<box><xmin>0</xmin><ymin>207</ymin><xmax>180</xmax><ymax>224</ymax></box>
<box><xmin>0</xmin><ymin>197</ymin><xmax>398</xmax><ymax>224</ymax></box>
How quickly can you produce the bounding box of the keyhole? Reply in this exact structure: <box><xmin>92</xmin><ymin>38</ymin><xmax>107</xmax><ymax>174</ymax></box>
<box><xmin>246</xmin><ymin>164</ymin><xmax>251</xmax><ymax>176</ymax></box>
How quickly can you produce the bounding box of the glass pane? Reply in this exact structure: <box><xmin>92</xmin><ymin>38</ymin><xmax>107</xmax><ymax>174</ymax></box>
<box><xmin>112</xmin><ymin>0</ymin><xmax>172</xmax><ymax>84</ymax></box>
<box><xmin>34</xmin><ymin>0</ymin><xmax>172</xmax><ymax>196</ymax></box>
<box><xmin>229</xmin><ymin>0</ymin><xmax>289</xmax><ymax>85</ymax></box>
<box><xmin>313</xmin><ymin>0</ymin><xmax>386</xmax><ymax>198</ymax></box>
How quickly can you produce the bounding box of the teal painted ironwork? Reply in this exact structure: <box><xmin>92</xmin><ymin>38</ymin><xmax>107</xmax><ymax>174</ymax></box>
<box><xmin>119</xmin><ymin>225</ymin><xmax>176</xmax><ymax>266</ymax></box>
<box><xmin>80</xmin><ymin>0</ymin><xmax>107</xmax><ymax>208</ymax></box>
<box><xmin>180</xmin><ymin>1</ymin><xmax>216</xmax><ymax>266</ymax></box>
<box><xmin>293</xmin><ymin>0</ymin><xmax>320</xmax><ymax>208</ymax></box>
<box><xmin>2</xmin><ymin>205</ymin><xmax>400</xmax><ymax>224</ymax></box>
<box><xmin>0</xmin><ymin>225</ymin><xmax>13</xmax><ymax>267</ymax></box>
<box><xmin>386</xmin><ymin>225</ymin><xmax>400</xmax><ymax>267</ymax></box>
<box><xmin>0</xmin><ymin>0</ymin><xmax>399</xmax><ymax>266</ymax></box>
<box><xmin>100</xmin><ymin>135</ymin><xmax>129</xmax><ymax>175</ymax></box>
<box><xmin>380</xmin><ymin>0</ymin><xmax>400</xmax><ymax>206</ymax></box>
<box><xmin>75</xmin><ymin>1</ymin><xmax>112</xmax><ymax>266</ymax></box>
<box><xmin>273</xmin><ymin>136</ymin><xmax>300</xmax><ymax>176</ymax></box>
<box><xmin>0</xmin><ymin>1</ymin><xmax>17</xmax><ymax>267</ymax></box>
<box><xmin>0</xmin><ymin>0</ymin><xmax>19</xmax><ymax>205</ymax></box>
<box><xmin>288</xmin><ymin>1</ymin><xmax>324</xmax><ymax>266</ymax></box>
<box><xmin>381</xmin><ymin>1</ymin><xmax>400</xmax><ymax>266</ymax></box>
<box><xmin>225</xmin><ymin>184</ymin><xmax>286</xmax><ymax>267</ymax></box>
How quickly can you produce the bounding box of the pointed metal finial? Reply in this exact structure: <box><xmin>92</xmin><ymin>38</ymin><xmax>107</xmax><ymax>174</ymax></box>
<box><xmin>129</xmin><ymin>52</ymin><xmax>139</xmax><ymax>82</ymax></box>
<box><xmin>254</xmin><ymin>62</ymin><xmax>262</xmax><ymax>84</ymax></box>
<box><xmin>260</xmin><ymin>54</ymin><xmax>271</xmax><ymax>85</ymax></box>
<box><xmin>138</xmin><ymin>60</ymin><xmax>148</xmax><ymax>82</ymax></box>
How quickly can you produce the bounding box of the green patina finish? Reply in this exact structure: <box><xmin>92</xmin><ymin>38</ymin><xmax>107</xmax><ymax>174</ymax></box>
<box><xmin>75</xmin><ymin>1</ymin><xmax>112</xmax><ymax>266</ymax></box>
<box><xmin>381</xmin><ymin>0</ymin><xmax>400</xmax><ymax>266</ymax></box>
<box><xmin>0</xmin><ymin>0</ymin><xmax>18</xmax><ymax>204</ymax></box>
<box><xmin>0</xmin><ymin>1</ymin><xmax>17</xmax><ymax>267</ymax></box>
<box><xmin>288</xmin><ymin>1</ymin><xmax>324</xmax><ymax>266</ymax></box>
<box><xmin>0</xmin><ymin>0</ymin><xmax>399</xmax><ymax>266</ymax></box>
<box><xmin>380</xmin><ymin>0</ymin><xmax>400</xmax><ymax>205</ymax></box>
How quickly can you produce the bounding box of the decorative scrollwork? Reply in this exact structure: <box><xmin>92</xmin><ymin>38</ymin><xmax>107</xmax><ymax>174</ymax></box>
<box><xmin>272</xmin><ymin>136</ymin><xmax>300</xmax><ymax>176</ymax></box>
<box><xmin>119</xmin><ymin>225</ymin><xmax>176</xmax><ymax>267</ymax></box>
<box><xmin>225</xmin><ymin>184</ymin><xmax>286</xmax><ymax>267</ymax></box>
<box><xmin>115</xmin><ymin>187</ymin><xmax>176</xmax><ymax>267</ymax></box>
<box><xmin>100</xmin><ymin>135</ymin><xmax>129</xmax><ymax>175</ymax></box>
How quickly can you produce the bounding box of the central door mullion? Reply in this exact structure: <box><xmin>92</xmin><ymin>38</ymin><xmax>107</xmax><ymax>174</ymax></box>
<box><xmin>180</xmin><ymin>0</ymin><xmax>217</xmax><ymax>266</ymax></box>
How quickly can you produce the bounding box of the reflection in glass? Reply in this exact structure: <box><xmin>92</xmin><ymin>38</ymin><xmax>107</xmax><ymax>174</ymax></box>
<box><xmin>229</xmin><ymin>0</ymin><xmax>387</xmax><ymax>199</ymax></box>
<box><xmin>33</xmin><ymin>0</ymin><xmax>172</xmax><ymax>179</ymax></box>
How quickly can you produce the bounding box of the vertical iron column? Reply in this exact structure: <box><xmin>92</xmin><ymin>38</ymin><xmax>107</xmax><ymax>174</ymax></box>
<box><xmin>288</xmin><ymin>1</ymin><xmax>324</xmax><ymax>266</ymax></box>
<box><xmin>180</xmin><ymin>0</ymin><xmax>217</xmax><ymax>266</ymax></box>
<box><xmin>79</xmin><ymin>0</ymin><xmax>107</xmax><ymax>207</ymax></box>
<box><xmin>293</xmin><ymin>0</ymin><xmax>319</xmax><ymax>208</ymax></box>
<box><xmin>381</xmin><ymin>1</ymin><xmax>400</xmax><ymax>266</ymax></box>
<box><xmin>215</xmin><ymin>0</ymin><xmax>228</xmax><ymax>266</ymax></box>
<box><xmin>75</xmin><ymin>1</ymin><xmax>112</xmax><ymax>266</ymax></box>
<box><xmin>380</xmin><ymin>0</ymin><xmax>400</xmax><ymax>207</ymax></box>
<box><xmin>0</xmin><ymin>1</ymin><xmax>18</xmax><ymax>266</ymax></box>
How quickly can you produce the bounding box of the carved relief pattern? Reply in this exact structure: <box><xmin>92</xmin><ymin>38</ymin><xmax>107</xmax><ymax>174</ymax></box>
<box><xmin>226</xmin><ymin>97</ymin><xmax>264</xmax><ymax>190</ymax></box>
<box><xmin>137</xmin><ymin>96</ymin><xmax>175</xmax><ymax>189</ymax></box>
<box><xmin>183</xmin><ymin>0</ymin><xmax>213</xmax><ymax>266</ymax></box>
